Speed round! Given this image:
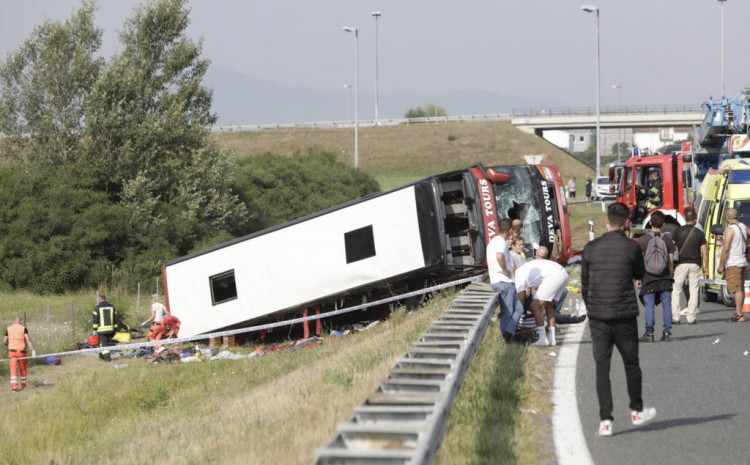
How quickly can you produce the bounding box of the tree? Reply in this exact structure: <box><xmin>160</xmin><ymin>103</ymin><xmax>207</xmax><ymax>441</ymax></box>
<box><xmin>82</xmin><ymin>0</ymin><xmax>247</xmax><ymax>251</ymax></box>
<box><xmin>0</xmin><ymin>1</ymin><xmax>103</xmax><ymax>165</ymax></box>
<box><xmin>0</xmin><ymin>0</ymin><xmax>248</xmax><ymax>290</ymax></box>
<box><xmin>233</xmin><ymin>149</ymin><xmax>380</xmax><ymax>233</ymax></box>
<box><xmin>405</xmin><ymin>103</ymin><xmax>447</xmax><ymax>118</ymax></box>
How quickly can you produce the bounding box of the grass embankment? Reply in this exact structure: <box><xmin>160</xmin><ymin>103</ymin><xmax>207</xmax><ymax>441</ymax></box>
<box><xmin>0</xmin><ymin>291</ymin><xmax>551</xmax><ymax>465</ymax></box>
<box><xmin>216</xmin><ymin>121</ymin><xmax>593</xmax><ymax>189</ymax></box>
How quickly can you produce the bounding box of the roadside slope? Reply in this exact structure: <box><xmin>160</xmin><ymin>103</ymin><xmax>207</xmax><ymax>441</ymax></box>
<box><xmin>216</xmin><ymin>122</ymin><xmax>593</xmax><ymax>189</ymax></box>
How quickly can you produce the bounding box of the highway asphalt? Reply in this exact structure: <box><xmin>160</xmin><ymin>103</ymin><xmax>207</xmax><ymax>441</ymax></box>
<box><xmin>574</xmin><ymin>298</ymin><xmax>748</xmax><ymax>465</ymax></box>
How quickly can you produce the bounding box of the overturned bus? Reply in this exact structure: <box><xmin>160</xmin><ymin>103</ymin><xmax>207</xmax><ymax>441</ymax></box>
<box><xmin>163</xmin><ymin>163</ymin><xmax>572</xmax><ymax>338</ymax></box>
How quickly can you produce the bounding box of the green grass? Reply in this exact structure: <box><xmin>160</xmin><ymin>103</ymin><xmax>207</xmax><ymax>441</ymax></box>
<box><xmin>216</xmin><ymin>122</ymin><xmax>595</xmax><ymax>187</ymax></box>
<box><xmin>435</xmin><ymin>325</ymin><xmax>556</xmax><ymax>465</ymax></box>
<box><xmin>0</xmin><ymin>293</ymin><xmax>484</xmax><ymax>465</ymax></box>
<box><xmin>568</xmin><ymin>203</ymin><xmax>609</xmax><ymax>251</ymax></box>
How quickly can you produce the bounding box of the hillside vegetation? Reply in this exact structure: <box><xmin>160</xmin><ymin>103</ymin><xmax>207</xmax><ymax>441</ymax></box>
<box><xmin>216</xmin><ymin>122</ymin><xmax>594</xmax><ymax>189</ymax></box>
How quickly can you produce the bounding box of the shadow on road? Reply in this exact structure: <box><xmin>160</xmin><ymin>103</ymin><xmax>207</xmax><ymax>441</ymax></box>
<box><xmin>615</xmin><ymin>413</ymin><xmax>737</xmax><ymax>435</ymax></box>
<box><xmin>670</xmin><ymin>332</ymin><xmax>724</xmax><ymax>342</ymax></box>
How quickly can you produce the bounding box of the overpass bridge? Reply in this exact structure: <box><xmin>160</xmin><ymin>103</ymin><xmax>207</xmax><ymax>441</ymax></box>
<box><xmin>511</xmin><ymin>105</ymin><xmax>704</xmax><ymax>135</ymax></box>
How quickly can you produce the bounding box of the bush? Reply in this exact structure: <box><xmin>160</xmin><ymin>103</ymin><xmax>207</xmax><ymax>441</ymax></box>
<box><xmin>233</xmin><ymin>149</ymin><xmax>380</xmax><ymax>233</ymax></box>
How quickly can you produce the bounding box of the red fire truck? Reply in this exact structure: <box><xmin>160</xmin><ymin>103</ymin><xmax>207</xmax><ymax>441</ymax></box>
<box><xmin>612</xmin><ymin>147</ymin><xmax>695</xmax><ymax>234</ymax></box>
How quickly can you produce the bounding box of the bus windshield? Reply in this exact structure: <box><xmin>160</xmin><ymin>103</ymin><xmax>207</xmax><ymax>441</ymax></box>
<box><xmin>489</xmin><ymin>165</ymin><xmax>556</xmax><ymax>250</ymax></box>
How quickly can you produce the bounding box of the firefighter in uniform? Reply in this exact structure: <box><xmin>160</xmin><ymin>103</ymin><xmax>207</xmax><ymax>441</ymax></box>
<box><xmin>92</xmin><ymin>294</ymin><xmax>117</xmax><ymax>361</ymax></box>
<box><xmin>4</xmin><ymin>317</ymin><xmax>36</xmax><ymax>391</ymax></box>
<box><xmin>637</xmin><ymin>170</ymin><xmax>663</xmax><ymax>219</ymax></box>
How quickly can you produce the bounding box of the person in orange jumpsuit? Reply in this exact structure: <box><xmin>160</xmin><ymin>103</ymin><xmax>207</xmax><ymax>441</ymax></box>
<box><xmin>4</xmin><ymin>317</ymin><xmax>36</xmax><ymax>391</ymax></box>
<box><xmin>163</xmin><ymin>314</ymin><xmax>181</xmax><ymax>339</ymax></box>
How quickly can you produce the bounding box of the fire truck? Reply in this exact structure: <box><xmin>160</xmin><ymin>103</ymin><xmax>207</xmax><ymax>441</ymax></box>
<box><xmin>611</xmin><ymin>150</ymin><xmax>695</xmax><ymax>234</ymax></box>
<box><xmin>692</xmin><ymin>88</ymin><xmax>750</xmax><ymax>179</ymax></box>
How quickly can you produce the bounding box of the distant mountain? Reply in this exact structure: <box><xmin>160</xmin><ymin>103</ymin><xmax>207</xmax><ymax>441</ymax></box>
<box><xmin>204</xmin><ymin>66</ymin><xmax>564</xmax><ymax>126</ymax></box>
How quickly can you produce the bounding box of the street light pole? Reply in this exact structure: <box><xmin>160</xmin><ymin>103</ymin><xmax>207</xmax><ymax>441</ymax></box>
<box><xmin>343</xmin><ymin>26</ymin><xmax>359</xmax><ymax>171</ymax></box>
<box><xmin>582</xmin><ymin>5</ymin><xmax>601</xmax><ymax>178</ymax></box>
<box><xmin>372</xmin><ymin>11</ymin><xmax>381</xmax><ymax>121</ymax></box>
<box><xmin>343</xmin><ymin>84</ymin><xmax>353</xmax><ymax>122</ymax></box>
<box><xmin>718</xmin><ymin>0</ymin><xmax>726</xmax><ymax>96</ymax></box>
<box><xmin>613</xmin><ymin>84</ymin><xmax>622</xmax><ymax>162</ymax></box>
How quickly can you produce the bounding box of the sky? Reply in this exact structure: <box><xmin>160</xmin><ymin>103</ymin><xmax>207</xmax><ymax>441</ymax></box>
<box><xmin>1</xmin><ymin>0</ymin><xmax>748</xmax><ymax>125</ymax></box>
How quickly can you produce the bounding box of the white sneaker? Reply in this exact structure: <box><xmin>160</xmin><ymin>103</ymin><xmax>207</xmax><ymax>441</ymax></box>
<box><xmin>680</xmin><ymin>308</ymin><xmax>689</xmax><ymax>316</ymax></box>
<box><xmin>597</xmin><ymin>419</ymin><xmax>613</xmax><ymax>436</ymax></box>
<box><xmin>631</xmin><ymin>407</ymin><xmax>657</xmax><ymax>426</ymax></box>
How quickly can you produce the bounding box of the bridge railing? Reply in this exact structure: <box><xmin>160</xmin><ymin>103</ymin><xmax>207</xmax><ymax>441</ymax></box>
<box><xmin>510</xmin><ymin>104</ymin><xmax>703</xmax><ymax>118</ymax></box>
<box><xmin>212</xmin><ymin>106</ymin><xmax>705</xmax><ymax>133</ymax></box>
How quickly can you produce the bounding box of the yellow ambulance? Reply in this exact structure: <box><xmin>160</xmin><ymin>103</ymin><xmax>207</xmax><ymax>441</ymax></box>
<box><xmin>698</xmin><ymin>154</ymin><xmax>750</xmax><ymax>305</ymax></box>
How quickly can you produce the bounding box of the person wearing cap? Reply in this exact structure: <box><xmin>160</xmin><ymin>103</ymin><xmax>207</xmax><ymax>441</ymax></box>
<box><xmin>4</xmin><ymin>317</ymin><xmax>36</xmax><ymax>391</ymax></box>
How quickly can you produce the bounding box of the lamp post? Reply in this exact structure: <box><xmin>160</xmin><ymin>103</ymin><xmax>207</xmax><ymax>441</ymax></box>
<box><xmin>581</xmin><ymin>5</ymin><xmax>601</xmax><ymax>178</ymax></box>
<box><xmin>372</xmin><ymin>11</ymin><xmax>381</xmax><ymax>121</ymax></box>
<box><xmin>718</xmin><ymin>0</ymin><xmax>726</xmax><ymax>96</ymax></box>
<box><xmin>612</xmin><ymin>84</ymin><xmax>622</xmax><ymax>162</ymax></box>
<box><xmin>343</xmin><ymin>26</ymin><xmax>359</xmax><ymax>171</ymax></box>
<box><xmin>343</xmin><ymin>84</ymin><xmax>353</xmax><ymax>122</ymax></box>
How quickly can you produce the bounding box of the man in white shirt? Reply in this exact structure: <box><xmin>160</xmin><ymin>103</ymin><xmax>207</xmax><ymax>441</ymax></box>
<box><xmin>142</xmin><ymin>294</ymin><xmax>169</xmax><ymax>341</ymax></box>
<box><xmin>515</xmin><ymin>246</ymin><xmax>569</xmax><ymax>346</ymax></box>
<box><xmin>487</xmin><ymin>218</ymin><xmax>525</xmax><ymax>343</ymax></box>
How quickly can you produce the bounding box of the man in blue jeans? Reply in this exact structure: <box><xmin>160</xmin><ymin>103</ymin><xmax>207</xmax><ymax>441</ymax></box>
<box><xmin>487</xmin><ymin>218</ymin><xmax>525</xmax><ymax>343</ymax></box>
<box><xmin>637</xmin><ymin>211</ymin><xmax>675</xmax><ymax>342</ymax></box>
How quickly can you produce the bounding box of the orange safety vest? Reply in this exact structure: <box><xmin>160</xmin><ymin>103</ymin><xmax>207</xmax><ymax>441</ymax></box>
<box><xmin>6</xmin><ymin>323</ymin><xmax>26</xmax><ymax>351</ymax></box>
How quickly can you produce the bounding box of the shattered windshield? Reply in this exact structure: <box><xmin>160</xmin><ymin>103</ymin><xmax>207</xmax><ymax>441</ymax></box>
<box><xmin>490</xmin><ymin>166</ymin><xmax>545</xmax><ymax>249</ymax></box>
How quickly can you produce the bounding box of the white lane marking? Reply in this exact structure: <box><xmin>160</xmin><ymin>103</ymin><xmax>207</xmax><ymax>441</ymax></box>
<box><xmin>553</xmin><ymin>322</ymin><xmax>594</xmax><ymax>465</ymax></box>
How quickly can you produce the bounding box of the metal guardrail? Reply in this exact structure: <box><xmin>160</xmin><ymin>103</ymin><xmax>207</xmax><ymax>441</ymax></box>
<box><xmin>312</xmin><ymin>281</ymin><xmax>498</xmax><ymax>465</ymax></box>
<box><xmin>212</xmin><ymin>114</ymin><xmax>512</xmax><ymax>133</ymax></box>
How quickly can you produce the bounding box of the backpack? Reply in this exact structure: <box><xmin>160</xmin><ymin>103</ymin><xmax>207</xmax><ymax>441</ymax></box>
<box><xmin>644</xmin><ymin>232</ymin><xmax>669</xmax><ymax>275</ymax></box>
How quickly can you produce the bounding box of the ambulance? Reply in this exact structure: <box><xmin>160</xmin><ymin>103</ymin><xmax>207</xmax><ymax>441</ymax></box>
<box><xmin>698</xmin><ymin>145</ymin><xmax>750</xmax><ymax>304</ymax></box>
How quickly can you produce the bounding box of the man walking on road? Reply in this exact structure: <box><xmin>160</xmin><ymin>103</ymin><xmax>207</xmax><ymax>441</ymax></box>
<box><xmin>4</xmin><ymin>317</ymin><xmax>36</xmax><ymax>391</ymax></box>
<box><xmin>718</xmin><ymin>208</ymin><xmax>749</xmax><ymax>322</ymax></box>
<box><xmin>582</xmin><ymin>202</ymin><xmax>657</xmax><ymax>436</ymax></box>
<box><xmin>671</xmin><ymin>208</ymin><xmax>707</xmax><ymax>324</ymax></box>
<box><xmin>637</xmin><ymin>211</ymin><xmax>675</xmax><ymax>342</ymax></box>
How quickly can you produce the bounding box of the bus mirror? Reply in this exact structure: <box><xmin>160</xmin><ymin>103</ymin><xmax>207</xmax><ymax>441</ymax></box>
<box><xmin>709</xmin><ymin>224</ymin><xmax>724</xmax><ymax>236</ymax></box>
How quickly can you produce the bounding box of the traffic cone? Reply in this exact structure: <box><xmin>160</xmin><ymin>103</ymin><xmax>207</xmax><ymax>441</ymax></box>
<box><xmin>742</xmin><ymin>287</ymin><xmax>750</xmax><ymax>314</ymax></box>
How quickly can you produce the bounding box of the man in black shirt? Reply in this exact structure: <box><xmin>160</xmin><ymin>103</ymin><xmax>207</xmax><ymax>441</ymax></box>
<box><xmin>582</xmin><ymin>202</ymin><xmax>657</xmax><ymax>436</ymax></box>
<box><xmin>670</xmin><ymin>208</ymin><xmax>707</xmax><ymax>324</ymax></box>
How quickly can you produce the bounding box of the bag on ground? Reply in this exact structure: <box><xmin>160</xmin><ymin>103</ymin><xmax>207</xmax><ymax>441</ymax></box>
<box><xmin>644</xmin><ymin>232</ymin><xmax>668</xmax><ymax>275</ymax></box>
